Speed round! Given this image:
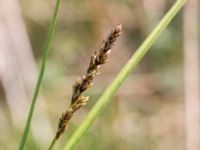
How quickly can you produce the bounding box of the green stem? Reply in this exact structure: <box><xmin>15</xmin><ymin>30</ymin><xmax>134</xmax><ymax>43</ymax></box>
<box><xmin>48</xmin><ymin>137</ymin><xmax>57</xmax><ymax>150</ymax></box>
<box><xmin>63</xmin><ymin>0</ymin><xmax>186</xmax><ymax>149</ymax></box>
<box><xmin>19</xmin><ymin>0</ymin><xmax>61</xmax><ymax>149</ymax></box>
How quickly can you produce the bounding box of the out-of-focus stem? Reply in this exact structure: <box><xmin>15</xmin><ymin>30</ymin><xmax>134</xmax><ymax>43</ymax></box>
<box><xmin>183</xmin><ymin>0</ymin><xmax>200</xmax><ymax>150</ymax></box>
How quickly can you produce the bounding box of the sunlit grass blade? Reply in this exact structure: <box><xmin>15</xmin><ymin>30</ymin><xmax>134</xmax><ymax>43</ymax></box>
<box><xmin>19</xmin><ymin>0</ymin><xmax>62</xmax><ymax>149</ymax></box>
<box><xmin>63</xmin><ymin>0</ymin><xmax>187</xmax><ymax>149</ymax></box>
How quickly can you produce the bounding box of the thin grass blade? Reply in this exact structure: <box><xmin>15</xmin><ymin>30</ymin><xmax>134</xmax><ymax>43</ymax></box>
<box><xmin>19</xmin><ymin>0</ymin><xmax>62</xmax><ymax>149</ymax></box>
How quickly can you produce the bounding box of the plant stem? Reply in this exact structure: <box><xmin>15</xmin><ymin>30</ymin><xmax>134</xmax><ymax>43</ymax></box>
<box><xmin>63</xmin><ymin>0</ymin><xmax>186</xmax><ymax>149</ymax></box>
<box><xmin>48</xmin><ymin>137</ymin><xmax>56</xmax><ymax>150</ymax></box>
<box><xmin>19</xmin><ymin>0</ymin><xmax>61</xmax><ymax>149</ymax></box>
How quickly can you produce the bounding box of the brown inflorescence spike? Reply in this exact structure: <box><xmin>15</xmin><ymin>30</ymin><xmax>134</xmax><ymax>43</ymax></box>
<box><xmin>55</xmin><ymin>24</ymin><xmax>122</xmax><ymax>140</ymax></box>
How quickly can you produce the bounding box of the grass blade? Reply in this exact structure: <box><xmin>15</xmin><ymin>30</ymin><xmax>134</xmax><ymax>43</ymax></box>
<box><xmin>19</xmin><ymin>0</ymin><xmax>61</xmax><ymax>149</ymax></box>
<box><xmin>63</xmin><ymin>0</ymin><xmax>187</xmax><ymax>149</ymax></box>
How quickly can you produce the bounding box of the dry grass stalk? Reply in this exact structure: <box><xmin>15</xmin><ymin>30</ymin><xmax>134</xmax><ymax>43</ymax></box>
<box><xmin>55</xmin><ymin>24</ymin><xmax>122</xmax><ymax>139</ymax></box>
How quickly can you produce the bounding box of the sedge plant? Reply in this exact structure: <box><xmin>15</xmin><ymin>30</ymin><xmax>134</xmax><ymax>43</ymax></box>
<box><xmin>63</xmin><ymin>0</ymin><xmax>187</xmax><ymax>149</ymax></box>
<box><xmin>19</xmin><ymin>0</ymin><xmax>186</xmax><ymax>149</ymax></box>
<box><xmin>48</xmin><ymin>25</ymin><xmax>122</xmax><ymax>150</ymax></box>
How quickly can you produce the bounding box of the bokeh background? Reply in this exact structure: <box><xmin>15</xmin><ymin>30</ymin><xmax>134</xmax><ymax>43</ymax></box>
<box><xmin>0</xmin><ymin>0</ymin><xmax>199</xmax><ymax>150</ymax></box>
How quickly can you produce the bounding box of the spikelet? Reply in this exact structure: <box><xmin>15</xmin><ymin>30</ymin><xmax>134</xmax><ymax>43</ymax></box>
<box><xmin>55</xmin><ymin>24</ymin><xmax>122</xmax><ymax>139</ymax></box>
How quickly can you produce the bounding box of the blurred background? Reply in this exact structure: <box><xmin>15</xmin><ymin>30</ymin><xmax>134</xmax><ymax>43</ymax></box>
<box><xmin>0</xmin><ymin>0</ymin><xmax>199</xmax><ymax>149</ymax></box>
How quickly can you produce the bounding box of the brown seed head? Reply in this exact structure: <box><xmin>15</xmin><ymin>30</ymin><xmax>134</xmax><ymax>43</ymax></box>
<box><xmin>55</xmin><ymin>24</ymin><xmax>122</xmax><ymax>140</ymax></box>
